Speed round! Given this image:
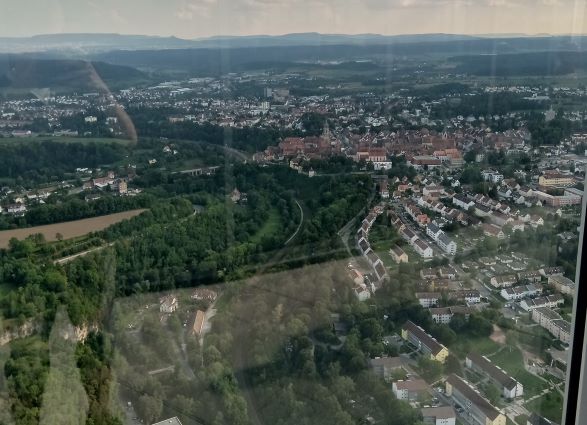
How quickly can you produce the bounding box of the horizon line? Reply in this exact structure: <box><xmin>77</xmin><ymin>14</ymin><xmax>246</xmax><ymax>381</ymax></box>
<box><xmin>3</xmin><ymin>31</ymin><xmax>587</xmax><ymax>40</ymax></box>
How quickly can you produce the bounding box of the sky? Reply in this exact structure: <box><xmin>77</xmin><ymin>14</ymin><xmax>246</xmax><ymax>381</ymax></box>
<box><xmin>1</xmin><ymin>0</ymin><xmax>587</xmax><ymax>38</ymax></box>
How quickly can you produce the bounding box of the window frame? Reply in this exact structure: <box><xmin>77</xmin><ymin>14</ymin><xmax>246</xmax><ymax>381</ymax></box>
<box><xmin>563</xmin><ymin>173</ymin><xmax>587</xmax><ymax>425</ymax></box>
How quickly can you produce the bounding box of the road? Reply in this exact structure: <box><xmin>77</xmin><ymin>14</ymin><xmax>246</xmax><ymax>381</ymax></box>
<box><xmin>53</xmin><ymin>242</ymin><xmax>114</xmax><ymax>265</ymax></box>
<box><xmin>284</xmin><ymin>199</ymin><xmax>304</xmax><ymax>246</ymax></box>
<box><xmin>338</xmin><ymin>185</ymin><xmax>376</xmax><ymax>257</ymax></box>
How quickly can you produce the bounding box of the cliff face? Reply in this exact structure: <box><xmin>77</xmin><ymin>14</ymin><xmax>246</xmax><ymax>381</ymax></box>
<box><xmin>57</xmin><ymin>321</ymin><xmax>99</xmax><ymax>342</ymax></box>
<box><xmin>0</xmin><ymin>319</ymin><xmax>97</xmax><ymax>346</ymax></box>
<box><xmin>0</xmin><ymin>320</ymin><xmax>41</xmax><ymax>346</ymax></box>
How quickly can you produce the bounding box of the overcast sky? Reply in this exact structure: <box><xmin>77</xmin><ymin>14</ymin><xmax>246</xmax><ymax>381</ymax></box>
<box><xmin>1</xmin><ymin>0</ymin><xmax>586</xmax><ymax>38</ymax></box>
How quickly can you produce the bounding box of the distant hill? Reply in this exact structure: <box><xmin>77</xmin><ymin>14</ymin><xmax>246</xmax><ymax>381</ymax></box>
<box><xmin>91</xmin><ymin>36</ymin><xmax>587</xmax><ymax>75</ymax></box>
<box><xmin>190</xmin><ymin>32</ymin><xmax>480</xmax><ymax>48</ymax></box>
<box><xmin>0</xmin><ymin>57</ymin><xmax>147</xmax><ymax>90</ymax></box>
<box><xmin>452</xmin><ymin>51</ymin><xmax>587</xmax><ymax>76</ymax></box>
<box><xmin>0</xmin><ymin>33</ymin><xmax>196</xmax><ymax>53</ymax></box>
<box><xmin>0</xmin><ymin>32</ymin><xmax>480</xmax><ymax>53</ymax></box>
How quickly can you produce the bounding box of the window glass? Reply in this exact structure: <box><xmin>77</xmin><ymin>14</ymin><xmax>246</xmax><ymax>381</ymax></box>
<box><xmin>0</xmin><ymin>3</ymin><xmax>584</xmax><ymax>425</ymax></box>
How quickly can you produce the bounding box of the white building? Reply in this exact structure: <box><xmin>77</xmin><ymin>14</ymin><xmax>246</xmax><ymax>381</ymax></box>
<box><xmin>500</xmin><ymin>284</ymin><xmax>543</xmax><ymax>301</ymax></box>
<box><xmin>481</xmin><ymin>170</ymin><xmax>504</xmax><ymax>183</ymax></box>
<box><xmin>416</xmin><ymin>292</ymin><xmax>441</xmax><ymax>308</ymax></box>
<box><xmin>466</xmin><ymin>353</ymin><xmax>524</xmax><ymax>399</ymax></box>
<box><xmin>421</xmin><ymin>406</ymin><xmax>456</xmax><ymax>425</ymax></box>
<box><xmin>426</xmin><ymin>223</ymin><xmax>457</xmax><ymax>255</ymax></box>
<box><xmin>413</xmin><ymin>238</ymin><xmax>434</xmax><ymax>258</ymax></box>
<box><xmin>392</xmin><ymin>379</ymin><xmax>429</xmax><ymax>401</ymax></box>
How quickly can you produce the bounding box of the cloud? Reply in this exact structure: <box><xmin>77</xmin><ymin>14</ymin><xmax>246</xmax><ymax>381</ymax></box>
<box><xmin>362</xmin><ymin>0</ymin><xmax>473</xmax><ymax>10</ymax></box>
<box><xmin>176</xmin><ymin>0</ymin><xmax>218</xmax><ymax>20</ymax></box>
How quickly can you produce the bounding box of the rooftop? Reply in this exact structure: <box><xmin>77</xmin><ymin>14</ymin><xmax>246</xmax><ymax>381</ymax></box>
<box><xmin>395</xmin><ymin>379</ymin><xmax>429</xmax><ymax>391</ymax></box>
<box><xmin>421</xmin><ymin>406</ymin><xmax>456</xmax><ymax>420</ymax></box>
<box><xmin>402</xmin><ymin>321</ymin><xmax>446</xmax><ymax>356</ymax></box>
<box><xmin>446</xmin><ymin>374</ymin><xmax>502</xmax><ymax>421</ymax></box>
<box><xmin>466</xmin><ymin>352</ymin><xmax>519</xmax><ymax>390</ymax></box>
<box><xmin>152</xmin><ymin>418</ymin><xmax>183</xmax><ymax>425</ymax></box>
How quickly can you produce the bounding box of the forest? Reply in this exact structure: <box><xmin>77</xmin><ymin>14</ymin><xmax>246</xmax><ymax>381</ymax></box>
<box><xmin>0</xmin><ymin>141</ymin><xmax>126</xmax><ymax>183</ymax></box>
<box><xmin>0</xmin><ymin>160</ymin><xmax>376</xmax><ymax>425</ymax></box>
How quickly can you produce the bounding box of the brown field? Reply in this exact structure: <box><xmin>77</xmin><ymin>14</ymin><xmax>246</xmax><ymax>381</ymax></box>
<box><xmin>0</xmin><ymin>209</ymin><xmax>147</xmax><ymax>248</ymax></box>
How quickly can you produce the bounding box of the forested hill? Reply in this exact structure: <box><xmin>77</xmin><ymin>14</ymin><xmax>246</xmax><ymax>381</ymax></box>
<box><xmin>452</xmin><ymin>51</ymin><xmax>587</xmax><ymax>76</ymax></box>
<box><xmin>91</xmin><ymin>37</ymin><xmax>587</xmax><ymax>75</ymax></box>
<box><xmin>0</xmin><ymin>57</ymin><xmax>147</xmax><ymax>90</ymax></box>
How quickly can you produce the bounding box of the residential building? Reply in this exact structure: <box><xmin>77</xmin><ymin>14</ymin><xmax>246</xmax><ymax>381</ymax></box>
<box><xmin>369</xmin><ymin>357</ymin><xmax>406</xmax><ymax>382</ymax></box>
<box><xmin>532</xmin><ymin>307</ymin><xmax>572</xmax><ymax>344</ymax></box>
<box><xmin>416</xmin><ymin>292</ymin><xmax>441</xmax><ymax>308</ymax></box>
<box><xmin>429</xmin><ymin>307</ymin><xmax>453</xmax><ymax>324</ymax></box>
<box><xmin>450</xmin><ymin>290</ymin><xmax>481</xmax><ymax>304</ymax></box>
<box><xmin>483</xmin><ymin>223</ymin><xmax>506</xmax><ymax>239</ymax></box>
<box><xmin>538</xmin><ymin>171</ymin><xmax>574</xmax><ymax>187</ymax></box>
<box><xmin>517</xmin><ymin>271</ymin><xmax>543</xmax><ymax>284</ymax></box>
<box><xmin>401</xmin><ymin>321</ymin><xmax>449</xmax><ymax>363</ymax></box>
<box><xmin>414</xmin><ymin>238</ymin><xmax>434</xmax><ymax>258</ymax></box>
<box><xmin>392</xmin><ymin>379</ymin><xmax>429</xmax><ymax>401</ymax></box>
<box><xmin>482</xmin><ymin>170</ymin><xmax>504</xmax><ymax>183</ymax></box>
<box><xmin>437</xmin><ymin>233</ymin><xmax>457</xmax><ymax>255</ymax></box>
<box><xmin>390</xmin><ymin>245</ymin><xmax>409</xmax><ymax>263</ymax></box>
<box><xmin>488</xmin><ymin>211</ymin><xmax>513</xmax><ymax>227</ymax></box>
<box><xmin>453</xmin><ymin>194</ymin><xmax>475</xmax><ymax>210</ymax></box>
<box><xmin>118</xmin><ymin>180</ymin><xmax>128</xmax><ymax>194</ymax></box>
<box><xmin>490</xmin><ymin>275</ymin><xmax>517</xmax><ymax>288</ymax></box>
<box><xmin>379</xmin><ymin>179</ymin><xmax>390</xmax><ymax>198</ymax></box>
<box><xmin>426</xmin><ymin>222</ymin><xmax>443</xmax><ymax>240</ymax></box>
<box><xmin>426</xmin><ymin>223</ymin><xmax>457</xmax><ymax>255</ymax></box>
<box><xmin>354</xmin><ymin>282</ymin><xmax>371</xmax><ymax>302</ymax></box>
<box><xmin>401</xmin><ymin>227</ymin><xmax>419</xmax><ymax>244</ymax></box>
<box><xmin>533</xmin><ymin>190</ymin><xmax>581</xmax><ymax>207</ymax></box>
<box><xmin>500</xmin><ymin>284</ymin><xmax>543</xmax><ymax>301</ymax></box>
<box><xmin>465</xmin><ymin>353</ymin><xmax>524</xmax><ymax>399</ymax></box>
<box><xmin>549</xmin><ymin>275</ymin><xmax>576</xmax><ymax>296</ymax></box>
<box><xmin>6</xmin><ymin>203</ymin><xmax>26</xmax><ymax>215</ymax></box>
<box><xmin>539</xmin><ymin>267</ymin><xmax>564</xmax><ymax>278</ymax></box>
<box><xmin>445</xmin><ymin>374</ymin><xmax>506</xmax><ymax>425</ymax></box>
<box><xmin>421</xmin><ymin>406</ymin><xmax>456</xmax><ymax>425</ymax></box>
<box><xmin>429</xmin><ymin>306</ymin><xmax>473</xmax><ymax>324</ymax></box>
<box><xmin>519</xmin><ymin>294</ymin><xmax>565</xmax><ymax>311</ymax></box>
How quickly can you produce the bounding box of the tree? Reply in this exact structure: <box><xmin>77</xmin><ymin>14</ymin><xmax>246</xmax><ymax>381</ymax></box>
<box><xmin>445</xmin><ymin>354</ymin><xmax>463</xmax><ymax>375</ymax></box>
<box><xmin>136</xmin><ymin>394</ymin><xmax>163</xmax><ymax>424</ymax></box>
<box><xmin>449</xmin><ymin>314</ymin><xmax>467</xmax><ymax>333</ymax></box>
<box><xmin>417</xmin><ymin>357</ymin><xmax>443</xmax><ymax>382</ymax></box>
<box><xmin>483</xmin><ymin>383</ymin><xmax>501</xmax><ymax>405</ymax></box>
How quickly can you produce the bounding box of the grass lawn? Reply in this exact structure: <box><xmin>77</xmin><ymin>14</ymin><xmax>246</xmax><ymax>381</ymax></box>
<box><xmin>450</xmin><ymin>336</ymin><xmax>502</xmax><ymax>359</ymax></box>
<box><xmin>250</xmin><ymin>208</ymin><xmax>281</xmax><ymax>245</ymax></box>
<box><xmin>515</xmin><ymin>414</ymin><xmax>529</xmax><ymax>425</ymax></box>
<box><xmin>489</xmin><ymin>345</ymin><xmax>550</xmax><ymax>399</ymax></box>
<box><xmin>525</xmin><ymin>390</ymin><xmax>564</xmax><ymax>423</ymax></box>
<box><xmin>374</xmin><ymin>247</ymin><xmax>398</xmax><ymax>269</ymax></box>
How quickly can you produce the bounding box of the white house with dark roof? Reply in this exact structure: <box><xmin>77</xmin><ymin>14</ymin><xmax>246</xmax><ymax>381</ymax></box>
<box><xmin>466</xmin><ymin>353</ymin><xmax>524</xmax><ymax>398</ymax></box>
<box><xmin>445</xmin><ymin>374</ymin><xmax>506</xmax><ymax>425</ymax></box>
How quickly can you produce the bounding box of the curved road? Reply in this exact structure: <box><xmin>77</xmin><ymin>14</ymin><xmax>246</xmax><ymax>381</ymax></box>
<box><xmin>284</xmin><ymin>200</ymin><xmax>304</xmax><ymax>246</ymax></box>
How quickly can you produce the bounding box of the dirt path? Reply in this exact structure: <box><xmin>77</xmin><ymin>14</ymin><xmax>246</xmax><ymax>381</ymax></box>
<box><xmin>490</xmin><ymin>324</ymin><xmax>507</xmax><ymax>344</ymax></box>
<box><xmin>54</xmin><ymin>242</ymin><xmax>115</xmax><ymax>264</ymax></box>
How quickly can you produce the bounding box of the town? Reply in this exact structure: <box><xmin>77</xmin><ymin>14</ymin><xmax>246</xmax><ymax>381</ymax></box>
<box><xmin>0</xmin><ymin>55</ymin><xmax>584</xmax><ymax>425</ymax></box>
